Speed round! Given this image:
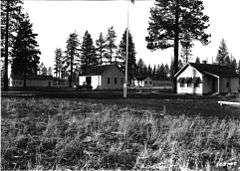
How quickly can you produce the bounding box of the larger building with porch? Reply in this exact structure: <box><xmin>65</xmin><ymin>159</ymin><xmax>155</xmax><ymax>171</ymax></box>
<box><xmin>175</xmin><ymin>63</ymin><xmax>239</xmax><ymax>95</ymax></box>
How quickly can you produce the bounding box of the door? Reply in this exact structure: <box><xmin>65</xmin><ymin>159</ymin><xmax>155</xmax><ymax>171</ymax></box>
<box><xmin>86</xmin><ymin>77</ymin><xmax>91</xmax><ymax>85</ymax></box>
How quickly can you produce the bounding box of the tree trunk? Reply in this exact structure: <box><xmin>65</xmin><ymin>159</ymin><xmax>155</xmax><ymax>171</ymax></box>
<box><xmin>69</xmin><ymin>55</ymin><xmax>73</xmax><ymax>87</ymax></box>
<box><xmin>23</xmin><ymin>72</ymin><xmax>26</xmax><ymax>88</ymax></box>
<box><xmin>173</xmin><ymin>0</ymin><xmax>179</xmax><ymax>93</ymax></box>
<box><xmin>3</xmin><ymin>1</ymin><xmax>10</xmax><ymax>91</ymax></box>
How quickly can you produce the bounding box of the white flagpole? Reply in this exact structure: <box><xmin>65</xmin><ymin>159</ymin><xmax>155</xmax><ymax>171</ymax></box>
<box><xmin>123</xmin><ymin>0</ymin><xmax>130</xmax><ymax>98</ymax></box>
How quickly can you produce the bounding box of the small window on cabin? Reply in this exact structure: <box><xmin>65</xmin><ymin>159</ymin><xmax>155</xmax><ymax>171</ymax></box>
<box><xmin>150</xmin><ymin>81</ymin><xmax>152</xmax><ymax>84</ymax></box>
<box><xmin>180</xmin><ymin>83</ymin><xmax>184</xmax><ymax>87</ymax></box>
<box><xmin>194</xmin><ymin>83</ymin><xmax>200</xmax><ymax>88</ymax></box>
<box><xmin>114</xmin><ymin>77</ymin><xmax>117</xmax><ymax>84</ymax></box>
<box><xmin>145</xmin><ymin>81</ymin><xmax>148</xmax><ymax>84</ymax></box>
<box><xmin>226</xmin><ymin>82</ymin><xmax>230</xmax><ymax>88</ymax></box>
<box><xmin>107</xmin><ymin>77</ymin><xmax>110</xmax><ymax>84</ymax></box>
<box><xmin>187</xmin><ymin>82</ymin><xmax>192</xmax><ymax>87</ymax></box>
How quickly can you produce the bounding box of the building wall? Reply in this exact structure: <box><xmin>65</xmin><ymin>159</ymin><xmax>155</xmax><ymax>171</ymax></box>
<box><xmin>143</xmin><ymin>77</ymin><xmax>153</xmax><ymax>87</ymax></box>
<box><xmin>177</xmin><ymin>65</ymin><xmax>203</xmax><ymax>95</ymax></box>
<box><xmin>79</xmin><ymin>76</ymin><xmax>86</xmax><ymax>86</ymax></box>
<box><xmin>79</xmin><ymin>75</ymin><xmax>102</xmax><ymax>89</ymax></box>
<box><xmin>219</xmin><ymin>77</ymin><xmax>239</xmax><ymax>93</ymax></box>
<box><xmin>12</xmin><ymin>79</ymin><xmax>53</xmax><ymax>87</ymax></box>
<box><xmin>202</xmin><ymin>75</ymin><xmax>216</xmax><ymax>94</ymax></box>
<box><xmin>101</xmin><ymin>66</ymin><xmax>124</xmax><ymax>89</ymax></box>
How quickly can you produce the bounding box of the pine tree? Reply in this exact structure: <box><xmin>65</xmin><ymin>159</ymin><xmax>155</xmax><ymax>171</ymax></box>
<box><xmin>80</xmin><ymin>31</ymin><xmax>98</xmax><ymax>74</ymax></box>
<box><xmin>216</xmin><ymin>39</ymin><xmax>229</xmax><ymax>65</ymax></box>
<box><xmin>117</xmin><ymin>29</ymin><xmax>136</xmax><ymax>82</ymax></box>
<box><xmin>54</xmin><ymin>48</ymin><xmax>63</xmax><ymax>78</ymax></box>
<box><xmin>178</xmin><ymin>59</ymin><xmax>183</xmax><ymax>70</ymax></box>
<box><xmin>105</xmin><ymin>26</ymin><xmax>117</xmax><ymax>64</ymax></box>
<box><xmin>230</xmin><ymin>58</ymin><xmax>237</xmax><ymax>70</ymax></box>
<box><xmin>64</xmin><ymin>32</ymin><xmax>80</xmax><ymax>87</ymax></box>
<box><xmin>164</xmin><ymin>64</ymin><xmax>170</xmax><ymax>79</ymax></box>
<box><xmin>156</xmin><ymin>64</ymin><xmax>167</xmax><ymax>80</ymax></box>
<box><xmin>237</xmin><ymin>60</ymin><xmax>240</xmax><ymax>73</ymax></box>
<box><xmin>11</xmin><ymin>14</ymin><xmax>41</xmax><ymax>88</ymax></box>
<box><xmin>146</xmin><ymin>0</ymin><xmax>210</xmax><ymax>92</ymax></box>
<box><xmin>42</xmin><ymin>66</ymin><xmax>47</xmax><ymax>76</ymax></box>
<box><xmin>195</xmin><ymin>57</ymin><xmax>201</xmax><ymax>63</ymax></box>
<box><xmin>1</xmin><ymin>0</ymin><xmax>23</xmax><ymax>90</ymax></box>
<box><xmin>180</xmin><ymin>33</ymin><xmax>193</xmax><ymax>64</ymax></box>
<box><xmin>95</xmin><ymin>32</ymin><xmax>107</xmax><ymax>65</ymax></box>
<box><xmin>47</xmin><ymin>67</ymin><xmax>52</xmax><ymax>76</ymax></box>
<box><xmin>136</xmin><ymin>58</ymin><xmax>145</xmax><ymax>81</ymax></box>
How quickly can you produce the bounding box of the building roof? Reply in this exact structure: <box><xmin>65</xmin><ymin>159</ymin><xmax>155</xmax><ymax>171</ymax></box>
<box><xmin>80</xmin><ymin>65</ymin><xmax>123</xmax><ymax>76</ymax></box>
<box><xmin>12</xmin><ymin>75</ymin><xmax>54</xmax><ymax>80</ymax></box>
<box><xmin>175</xmin><ymin>63</ymin><xmax>239</xmax><ymax>78</ymax></box>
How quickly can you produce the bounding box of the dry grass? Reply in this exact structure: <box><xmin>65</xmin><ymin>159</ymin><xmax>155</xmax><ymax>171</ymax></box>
<box><xmin>1</xmin><ymin>98</ymin><xmax>240</xmax><ymax>170</ymax></box>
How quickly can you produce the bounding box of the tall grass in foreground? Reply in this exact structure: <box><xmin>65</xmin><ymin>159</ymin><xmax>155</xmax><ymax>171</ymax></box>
<box><xmin>1</xmin><ymin>98</ymin><xmax>240</xmax><ymax>170</ymax></box>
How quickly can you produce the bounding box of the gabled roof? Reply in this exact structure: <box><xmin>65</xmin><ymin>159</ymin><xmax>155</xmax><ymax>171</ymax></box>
<box><xmin>80</xmin><ymin>65</ymin><xmax>123</xmax><ymax>76</ymax></box>
<box><xmin>175</xmin><ymin>63</ymin><xmax>239</xmax><ymax>78</ymax></box>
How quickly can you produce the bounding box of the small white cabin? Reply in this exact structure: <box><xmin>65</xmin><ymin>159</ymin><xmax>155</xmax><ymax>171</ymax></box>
<box><xmin>79</xmin><ymin>65</ymin><xmax>124</xmax><ymax>90</ymax></box>
<box><xmin>175</xmin><ymin>63</ymin><xmax>239</xmax><ymax>95</ymax></box>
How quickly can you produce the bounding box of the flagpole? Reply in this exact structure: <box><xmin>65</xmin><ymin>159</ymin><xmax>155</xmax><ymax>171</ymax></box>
<box><xmin>123</xmin><ymin>0</ymin><xmax>130</xmax><ymax>98</ymax></box>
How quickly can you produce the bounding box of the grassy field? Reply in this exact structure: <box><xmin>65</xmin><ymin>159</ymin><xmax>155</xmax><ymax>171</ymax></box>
<box><xmin>1</xmin><ymin>97</ymin><xmax>240</xmax><ymax>170</ymax></box>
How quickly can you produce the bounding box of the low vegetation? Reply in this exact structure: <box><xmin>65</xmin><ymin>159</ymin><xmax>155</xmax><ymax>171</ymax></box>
<box><xmin>1</xmin><ymin>98</ymin><xmax>240</xmax><ymax>170</ymax></box>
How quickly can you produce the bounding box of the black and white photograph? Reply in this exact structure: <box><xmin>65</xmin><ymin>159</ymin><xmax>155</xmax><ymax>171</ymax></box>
<box><xmin>1</xmin><ymin>0</ymin><xmax>240</xmax><ymax>170</ymax></box>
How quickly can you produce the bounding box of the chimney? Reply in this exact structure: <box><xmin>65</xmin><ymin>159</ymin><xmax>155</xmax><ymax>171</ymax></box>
<box><xmin>202</xmin><ymin>60</ymin><xmax>207</xmax><ymax>64</ymax></box>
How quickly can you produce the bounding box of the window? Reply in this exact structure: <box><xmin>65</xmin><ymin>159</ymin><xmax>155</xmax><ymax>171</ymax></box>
<box><xmin>226</xmin><ymin>82</ymin><xmax>230</xmax><ymax>88</ymax></box>
<box><xmin>194</xmin><ymin>83</ymin><xmax>200</xmax><ymax>87</ymax></box>
<box><xmin>187</xmin><ymin>82</ymin><xmax>192</xmax><ymax>87</ymax></box>
<box><xmin>114</xmin><ymin>77</ymin><xmax>117</xmax><ymax>84</ymax></box>
<box><xmin>145</xmin><ymin>81</ymin><xmax>148</xmax><ymax>84</ymax></box>
<box><xmin>107</xmin><ymin>77</ymin><xmax>110</xmax><ymax>84</ymax></box>
<box><xmin>180</xmin><ymin>83</ymin><xmax>184</xmax><ymax>87</ymax></box>
<box><xmin>149</xmin><ymin>81</ymin><xmax>152</xmax><ymax>84</ymax></box>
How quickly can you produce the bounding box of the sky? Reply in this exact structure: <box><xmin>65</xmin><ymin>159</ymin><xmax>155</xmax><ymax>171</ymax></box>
<box><xmin>23</xmin><ymin>0</ymin><xmax>240</xmax><ymax>68</ymax></box>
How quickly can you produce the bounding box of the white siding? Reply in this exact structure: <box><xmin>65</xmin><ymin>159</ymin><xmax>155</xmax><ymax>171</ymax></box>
<box><xmin>91</xmin><ymin>75</ymin><xmax>101</xmax><ymax>89</ymax></box>
<box><xmin>79</xmin><ymin>76</ymin><xmax>86</xmax><ymax>86</ymax></box>
<box><xmin>177</xmin><ymin>65</ymin><xmax>203</xmax><ymax>95</ymax></box>
<box><xmin>79</xmin><ymin>75</ymin><xmax>102</xmax><ymax>89</ymax></box>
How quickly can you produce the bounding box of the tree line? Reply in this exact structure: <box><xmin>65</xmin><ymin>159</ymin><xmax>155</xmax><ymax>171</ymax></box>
<box><xmin>53</xmin><ymin>27</ymin><xmax>137</xmax><ymax>87</ymax></box>
<box><xmin>1</xmin><ymin>0</ymin><xmax>41</xmax><ymax>88</ymax></box>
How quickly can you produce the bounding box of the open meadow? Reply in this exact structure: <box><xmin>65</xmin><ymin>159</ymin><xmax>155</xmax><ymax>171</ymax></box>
<box><xmin>1</xmin><ymin>97</ymin><xmax>240</xmax><ymax>170</ymax></box>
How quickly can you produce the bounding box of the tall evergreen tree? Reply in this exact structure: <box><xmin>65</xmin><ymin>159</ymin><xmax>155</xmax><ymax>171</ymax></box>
<box><xmin>195</xmin><ymin>57</ymin><xmax>201</xmax><ymax>63</ymax></box>
<box><xmin>80</xmin><ymin>31</ymin><xmax>98</xmax><ymax>74</ymax></box>
<box><xmin>146</xmin><ymin>0</ymin><xmax>210</xmax><ymax>92</ymax></box>
<box><xmin>136</xmin><ymin>58</ymin><xmax>146</xmax><ymax>81</ymax></box>
<box><xmin>64</xmin><ymin>32</ymin><xmax>80</xmax><ymax>87</ymax></box>
<box><xmin>41</xmin><ymin>65</ymin><xmax>47</xmax><ymax>76</ymax></box>
<box><xmin>47</xmin><ymin>67</ymin><xmax>52</xmax><ymax>76</ymax></box>
<box><xmin>216</xmin><ymin>39</ymin><xmax>229</xmax><ymax>65</ymax></box>
<box><xmin>105</xmin><ymin>26</ymin><xmax>117</xmax><ymax>64</ymax></box>
<box><xmin>11</xmin><ymin>14</ymin><xmax>41</xmax><ymax>88</ymax></box>
<box><xmin>1</xmin><ymin>0</ymin><xmax>23</xmax><ymax>90</ymax></box>
<box><xmin>95</xmin><ymin>32</ymin><xmax>107</xmax><ymax>65</ymax></box>
<box><xmin>117</xmin><ymin>29</ymin><xmax>136</xmax><ymax>82</ymax></box>
<box><xmin>180</xmin><ymin>33</ymin><xmax>193</xmax><ymax>64</ymax></box>
<box><xmin>156</xmin><ymin>64</ymin><xmax>167</xmax><ymax>80</ymax></box>
<box><xmin>237</xmin><ymin>60</ymin><xmax>240</xmax><ymax>73</ymax></box>
<box><xmin>54</xmin><ymin>48</ymin><xmax>63</xmax><ymax>78</ymax></box>
<box><xmin>230</xmin><ymin>58</ymin><xmax>237</xmax><ymax>70</ymax></box>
